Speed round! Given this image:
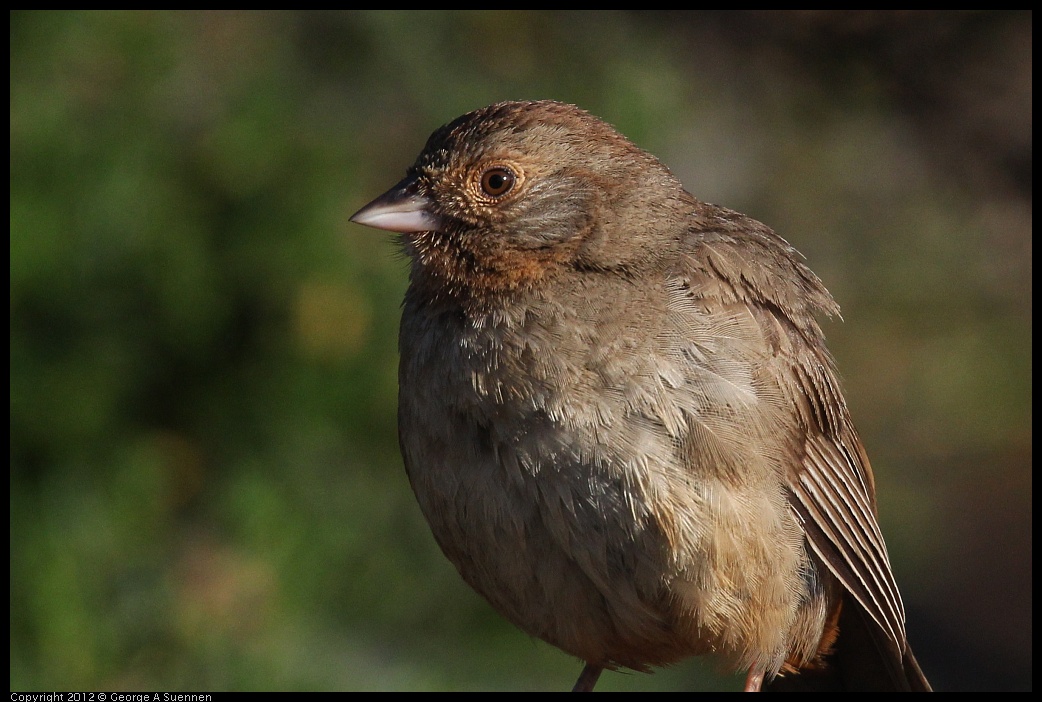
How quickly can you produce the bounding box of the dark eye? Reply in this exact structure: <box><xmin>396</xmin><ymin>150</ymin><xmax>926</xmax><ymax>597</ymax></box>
<box><xmin>480</xmin><ymin>167</ymin><xmax>516</xmax><ymax>197</ymax></box>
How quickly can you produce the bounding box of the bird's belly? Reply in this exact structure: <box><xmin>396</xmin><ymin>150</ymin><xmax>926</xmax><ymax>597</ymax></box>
<box><xmin>400</xmin><ymin>406</ymin><xmax>683</xmax><ymax>668</ymax></box>
<box><xmin>399</xmin><ymin>398</ymin><xmax>818</xmax><ymax>673</ymax></box>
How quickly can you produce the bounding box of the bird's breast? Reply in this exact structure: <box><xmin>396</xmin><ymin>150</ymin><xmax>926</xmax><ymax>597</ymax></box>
<box><xmin>396</xmin><ymin>285</ymin><xmax>823</xmax><ymax>672</ymax></box>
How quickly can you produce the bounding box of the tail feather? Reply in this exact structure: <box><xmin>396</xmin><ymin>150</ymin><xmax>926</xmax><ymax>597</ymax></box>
<box><xmin>765</xmin><ymin>597</ymin><xmax>931</xmax><ymax>691</ymax></box>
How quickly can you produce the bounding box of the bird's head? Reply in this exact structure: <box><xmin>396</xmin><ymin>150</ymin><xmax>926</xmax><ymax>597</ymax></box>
<box><xmin>351</xmin><ymin>100</ymin><xmax>694</xmax><ymax>300</ymax></box>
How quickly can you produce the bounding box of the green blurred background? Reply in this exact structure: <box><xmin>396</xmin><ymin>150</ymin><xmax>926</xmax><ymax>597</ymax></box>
<box><xmin>10</xmin><ymin>11</ymin><xmax>1031</xmax><ymax>691</ymax></box>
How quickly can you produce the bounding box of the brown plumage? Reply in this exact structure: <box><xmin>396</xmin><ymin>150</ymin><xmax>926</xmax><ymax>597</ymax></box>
<box><xmin>350</xmin><ymin>100</ymin><xmax>931</xmax><ymax>691</ymax></box>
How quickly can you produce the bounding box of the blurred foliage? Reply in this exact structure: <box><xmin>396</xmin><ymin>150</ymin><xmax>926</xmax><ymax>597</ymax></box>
<box><xmin>11</xmin><ymin>10</ymin><xmax>1030</xmax><ymax>691</ymax></box>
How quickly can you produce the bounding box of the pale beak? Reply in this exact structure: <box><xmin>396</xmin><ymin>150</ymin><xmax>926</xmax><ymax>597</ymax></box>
<box><xmin>349</xmin><ymin>175</ymin><xmax>442</xmax><ymax>233</ymax></box>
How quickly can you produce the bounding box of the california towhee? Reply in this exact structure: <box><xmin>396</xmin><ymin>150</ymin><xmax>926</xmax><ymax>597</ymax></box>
<box><xmin>350</xmin><ymin>100</ymin><xmax>931</xmax><ymax>692</ymax></box>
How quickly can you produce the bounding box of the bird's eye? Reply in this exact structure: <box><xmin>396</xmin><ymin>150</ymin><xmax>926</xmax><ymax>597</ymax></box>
<box><xmin>480</xmin><ymin>167</ymin><xmax>516</xmax><ymax>197</ymax></box>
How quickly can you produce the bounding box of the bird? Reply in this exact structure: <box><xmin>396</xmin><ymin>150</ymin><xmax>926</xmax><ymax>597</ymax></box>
<box><xmin>349</xmin><ymin>100</ymin><xmax>931</xmax><ymax>692</ymax></box>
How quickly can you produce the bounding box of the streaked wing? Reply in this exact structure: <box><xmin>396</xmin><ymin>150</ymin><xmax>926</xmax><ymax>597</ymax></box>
<box><xmin>685</xmin><ymin>213</ymin><xmax>910</xmax><ymax>664</ymax></box>
<box><xmin>787</xmin><ymin>355</ymin><xmax>908</xmax><ymax>653</ymax></box>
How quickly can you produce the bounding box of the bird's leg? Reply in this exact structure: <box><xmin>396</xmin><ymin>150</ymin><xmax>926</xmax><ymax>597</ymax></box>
<box><xmin>572</xmin><ymin>663</ymin><xmax>603</xmax><ymax>692</ymax></box>
<box><xmin>743</xmin><ymin>669</ymin><xmax>764</xmax><ymax>692</ymax></box>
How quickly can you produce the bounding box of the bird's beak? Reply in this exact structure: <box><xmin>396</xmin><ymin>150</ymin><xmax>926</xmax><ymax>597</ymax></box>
<box><xmin>349</xmin><ymin>175</ymin><xmax>442</xmax><ymax>233</ymax></box>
